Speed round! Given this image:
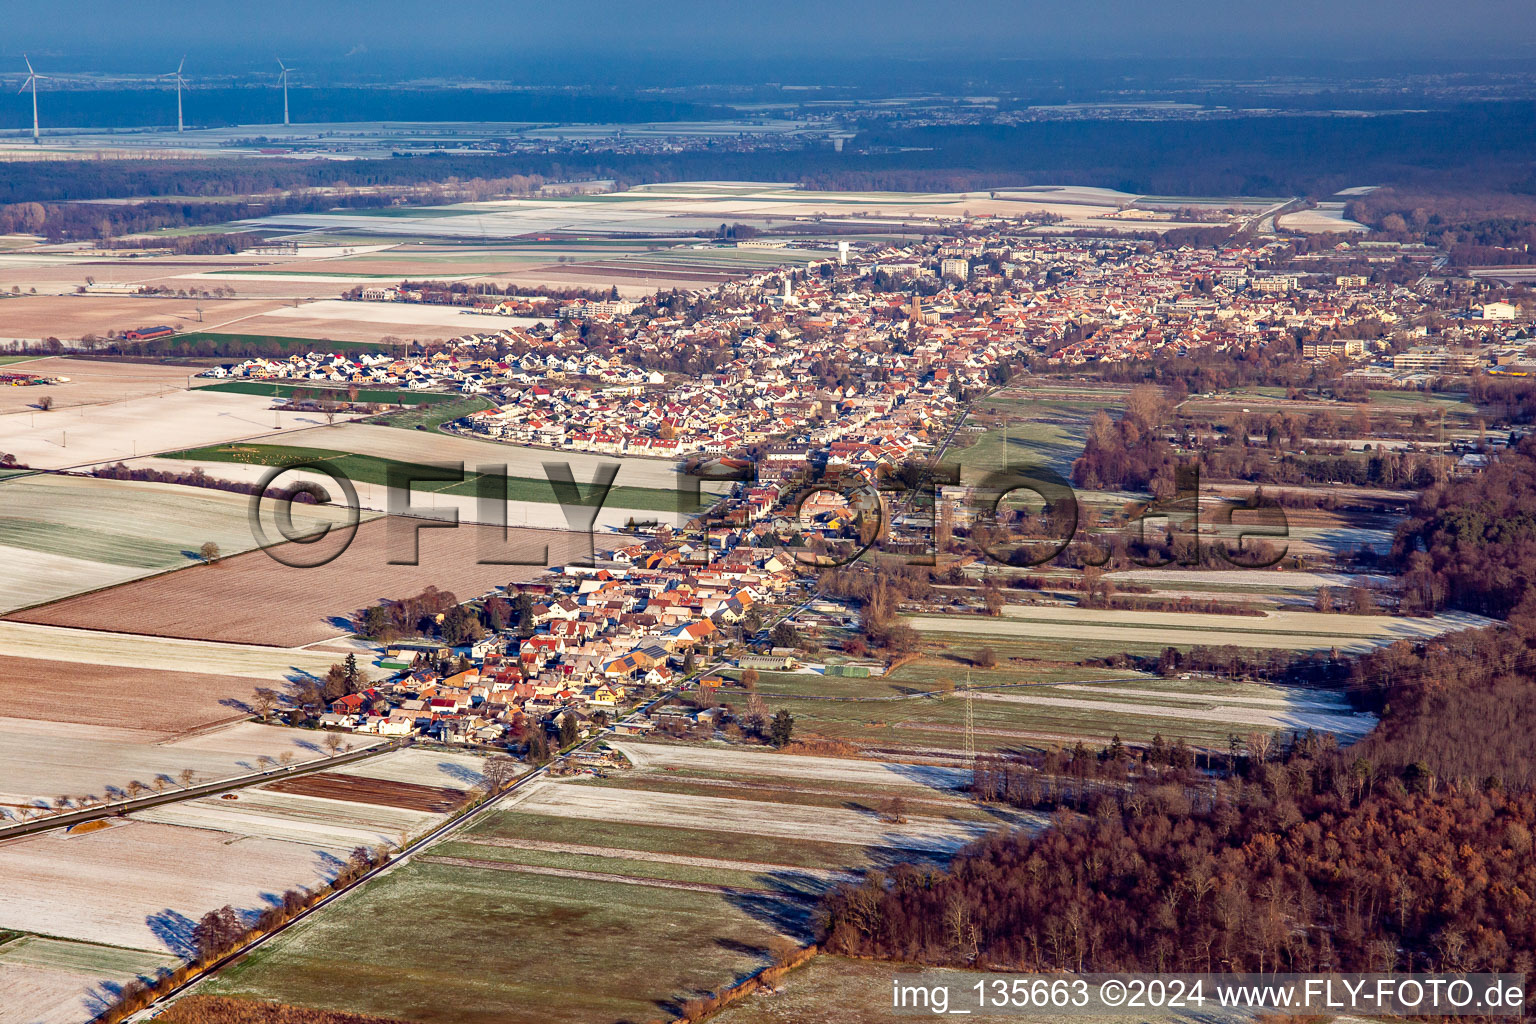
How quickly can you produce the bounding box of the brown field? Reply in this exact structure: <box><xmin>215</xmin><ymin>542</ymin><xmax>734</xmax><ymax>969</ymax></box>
<box><xmin>0</xmin><ymin>356</ymin><xmax>194</xmax><ymax>413</ymax></box>
<box><xmin>9</xmin><ymin>516</ymin><xmax>592</xmax><ymax>645</ymax></box>
<box><xmin>0</xmin><ymin>294</ymin><xmax>286</xmax><ymax>342</ymax></box>
<box><xmin>265</xmin><ymin>772</ymin><xmax>467</xmax><ymax>813</ymax></box>
<box><xmin>0</xmin><ymin>654</ymin><xmax>259</xmax><ymax>737</ymax></box>
<box><xmin>156</xmin><ymin>995</ymin><xmax>412</xmax><ymax>1024</ymax></box>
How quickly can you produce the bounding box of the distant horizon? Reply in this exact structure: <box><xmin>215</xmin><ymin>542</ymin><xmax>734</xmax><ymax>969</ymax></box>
<box><xmin>8</xmin><ymin>0</ymin><xmax>1536</xmax><ymax>70</ymax></box>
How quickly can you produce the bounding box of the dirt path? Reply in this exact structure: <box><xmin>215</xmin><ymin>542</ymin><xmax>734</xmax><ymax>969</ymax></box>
<box><xmin>420</xmin><ymin>854</ymin><xmax>813</xmax><ymax>901</ymax></box>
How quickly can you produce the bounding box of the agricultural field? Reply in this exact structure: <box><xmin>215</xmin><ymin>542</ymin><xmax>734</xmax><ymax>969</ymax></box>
<box><xmin>0</xmin><ymin>935</ymin><xmax>180</xmax><ymax>1024</ymax></box>
<box><xmin>371</xmin><ymin>394</ymin><xmax>497</xmax><ymax>431</ymax></box>
<box><xmin>500</xmin><ymin>778</ymin><xmax>987</xmax><ymax>853</ymax></box>
<box><xmin>0</xmin><ymin>472</ymin><xmax>361</xmax><ymax>613</ymax></box>
<box><xmin>0</xmin><ymin>384</ymin><xmax>337</xmax><ymax>470</ymax></box>
<box><xmin>905</xmin><ymin>605</ymin><xmax>1493</xmax><ymax>654</ymax></box>
<box><xmin>158</xmin><ymin>439</ymin><xmax>702</xmax><ymax>515</ymax></box>
<box><xmin>0</xmin><ymin>748</ymin><xmax>494</xmax><ymax>1024</ymax></box>
<box><xmin>197</xmin><ymin>741</ymin><xmax>1025</xmax><ymax>1023</ymax></box>
<box><xmin>0</xmin><ymin>621</ymin><xmax>364</xmax><ymax>680</ymax></box>
<box><xmin>8</xmin><ymin>516</ymin><xmax>590</xmax><ymax>646</ymax></box>
<box><xmin>132</xmin><ymin>784</ymin><xmax>440</xmax><ymax>849</ymax></box>
<box><xmin>203</xmin><ymin>300</ymin><xmax>544</xmax><ymax>345</ymax></box>
<box><xmin>0</xmin><ymin>295</ymin><xmax>287</xmax><ymax>345</ymax></box>
<box><xmin>0</xmin><ymin>357</ymin><xmax>193</xmax><ymax>414</ymax></box>
<box><xmin>950</xmin><ymin>387</ymin><xmax>1107</xmax><ymax>477</ymax></box>
<box><xmin>244</xmin><ymin>183</ymin><xmax>1162</xmax><ymax>243</ymax></box>
<box><xmin>0</xmin><ymin>719</ymin><xmax>351</xmax><ymax>809</ymax></box>
<box><xmin>203</xmin><ymin>420</ymin><xmax>702</xmax><ymax>491</ymax></box>
<box><xmin>0</xmin><ymin>819</ymin><xmax>344</xmax><ymax>952</ymax></box>
<box><xmin>196</xmin><ymin>380</ymin><xmax>465</xmax><ymax>406</ymax></box>
<box><xmin>330</xmin><ymin>748</ymin><xmax>494</xmax><ymax>790</ymax></box>
<box><xmin>206</xmin><ymin>860</ymin><xmax>796</xmax><ymax>1024</ymax></box>
<box><xmin>748</xmin><ymin>666</ymin><xmax>1375</xmax><ymax>753</ymax></box>
<box><xmin>712</xmin><ymin>955</ymin><xmax>1066</xmax><ymax>1024</ymax></box>
<box><xmin>1276</xmin><ymin>202</ymin><xmax>1368</xmax><ymax>233</ymax></box>
<box><xmin>0</xmin><ymin>656</ymin><xmax>289</xmax><ymax>736</ymax></box>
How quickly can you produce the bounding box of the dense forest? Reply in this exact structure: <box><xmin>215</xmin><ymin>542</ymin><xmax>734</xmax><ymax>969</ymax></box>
<box><xmin>1394</xmin><ymin>435</ymin><xmax>1536</xmax><ymax>617</ymax></box>
<box><xmin>1344</xmin><ymin>187</ymin><xmax>1536</xmax><ymax>258</ymax></box>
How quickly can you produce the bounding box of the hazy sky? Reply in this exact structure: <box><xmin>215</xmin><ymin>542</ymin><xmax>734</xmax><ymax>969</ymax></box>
<box><xmin>8</xmin><ymin>0</ymin><xmax>1536</xmax><ymax>67</ymax></box>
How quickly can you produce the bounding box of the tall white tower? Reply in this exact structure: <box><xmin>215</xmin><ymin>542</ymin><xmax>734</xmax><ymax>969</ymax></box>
<box><xmin>838</xmin><ymin>241</ymin><xmax>849</xmax><ymax>266</ymax></box>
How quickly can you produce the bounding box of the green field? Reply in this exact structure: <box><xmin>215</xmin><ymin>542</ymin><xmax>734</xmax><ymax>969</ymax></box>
<box><xmin>198</xmin><ymin>380</ymin><xmax>463</xmax><ymax>405</ymax></box>
<box><xmin>0</xmin><ymin>355</ymin><xmax>39</xmax><ymax>366</ymax></box>
<box><xmin>949</xmin><ymin>391</ymin><xmax>1099</xmax><ymax>477</ymax></box>
<box><xmin>374</xmin><ymin>394</ymin><xmax>497</xmax><ymax>431</ymax></box>
<box><xmin>125</xmin><ymin>332</ymin><xmax>381</xmax><ymax>357</ymax></box>
<box><xmin>206</xmin><ymin>860</ymin><xmax>797</xmax><ymax>1024</ymax></box>
<box><xmin>1367</xmin><ymin>389</ymin><xmax>1478</xmax><ymax>413</ymax></box>
<box><xmin>163</xmin><ymin>442</ymin><xmax>704</xmax><ymax>513</ymax></box>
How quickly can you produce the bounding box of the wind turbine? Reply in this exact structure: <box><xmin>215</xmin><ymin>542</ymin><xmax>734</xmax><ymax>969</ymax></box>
<box><xmin>276</xmin><ymin>58</ymin><xmax>294</xmax><ymax>126</ymax></box>
<box><xmin>18</xmin><ymin>55</ymin><xmax>47</xmax><ymax>143</ymax></box>
<box><xmin>162</xmin><ymin>56</ymin><xmax>187</xmax><ymax>132</ymax></box>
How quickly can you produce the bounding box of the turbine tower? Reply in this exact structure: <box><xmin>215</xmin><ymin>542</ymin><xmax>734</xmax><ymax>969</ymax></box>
<box><xmin>162</xmin><ymin>57</ymin><xmax>187</xmax><ymax>132</ymax></box>
<box><xmin>276</xmin><ymin>58</ymin><xmax>293</xmax><ymax>126</ymax></box>
<box><xmin>18</xmin><ymin>55</ymin><xmax>47</xmax><ymax>143</ymax></box>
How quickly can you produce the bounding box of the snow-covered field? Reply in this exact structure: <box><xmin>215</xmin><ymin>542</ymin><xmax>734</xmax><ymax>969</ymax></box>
<box><xmin>609</xmin><ymin>741</ymin><xmax>966</xmax><ymax>790</ymax></box>
<box><xmin>0</xmin><ymin>389</ymin><xmax>333</xmax><ymax>471</ymax></box>
<box><xmin>244</xmin><ymin>299</ymin><xmax>545</xmax><ymax>329</ymax></box>
<box><xmin>244</xmin><ymin>182</ymin><xmax>1178</xmax><ymax>240</ymax></box>
<box><xmin>973</xmin><ymin>689</ymin><xmax>1375</xmax><ymax>739</ymax></box>
<box><xmin>334</xmin><ymin>748</ymin><xmax>495</xmax><ymax>789</ymax></box>
<box><xmin>0</xmin><ymin>936</ymin><xmax>178</xmax><ymax>1024</ymax></box>
<box><xmin>132</xmin><ymin>788</ymin><xmax>434</xmax><ymax>849</ymax></box>
<box><xmin>907</xmin><ymin>606</ymin><xmax>1492</xmax><ymax>652</ymax></box>
<box><xmin>0</xmin><ymin>473</ymin><xmax>359</xmax><ymax>613</ymax></box>
<box><xmin>504</xmin><ymin>776</ymin><xmax>1011</xmax><ymax>853</ymax></box>
<box><xmin>0</xmin><ymin>820</ymin><xmax>342</xmax><ymax>952</ymax></box>
<box><xmin>0</xmin><ymin>621</ymin><xmax>353</xmax><ymax>679</ymax></box>
<box><xmin>1277</xmin><ymin>202</ymin><xmax>1367</xmax><ymax>233</ymax></box>
<box><xmin>0</xmin><ymin>719</ymin><xmax>351</xmax><ymax>807</ymax></box>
